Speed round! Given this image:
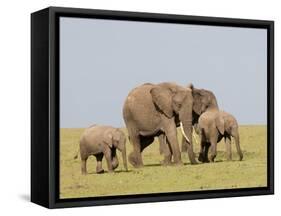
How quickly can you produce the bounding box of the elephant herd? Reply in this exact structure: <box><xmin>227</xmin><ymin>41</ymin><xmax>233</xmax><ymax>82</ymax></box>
<box><xmin>75</xmin><ymin>82</ymin><xmax>243</xmax><ymax>175</ymax></box>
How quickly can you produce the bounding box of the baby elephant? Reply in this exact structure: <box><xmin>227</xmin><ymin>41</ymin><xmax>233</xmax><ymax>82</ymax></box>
<box><xmin>75</xmin><ymin>125</ymin><xmax>128</xmax><ymax>175</ymax></box>
<box><xmin>197</xmin><ymin>110</ymin><xmax>243</xmax><ymax>162</ymax></box>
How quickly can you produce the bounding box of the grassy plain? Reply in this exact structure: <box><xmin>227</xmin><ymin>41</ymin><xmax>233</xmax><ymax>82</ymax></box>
<box><xmin>60</xmin><ymin>126</ymin><xmax>267</xmax><ymax>199</ymax></box>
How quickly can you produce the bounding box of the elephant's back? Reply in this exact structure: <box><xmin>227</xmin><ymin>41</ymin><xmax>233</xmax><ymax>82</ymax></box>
<box><xmin>125</xmin><ymin>83</ymin><xmax>154</xmax><ymax>100</ymax></box>
<box><xmin>199</xmin><ymin>111</ymin><xmax>216</xmax><ymax>121</ymax></box>
<box><xmin>221</xmin><ymin>111</ymin><xmax>236</xmax><ymax>121</ymax></box>
<box><xmin>81</xmin><ymin>125</ymin><xmax>113</xmax><ymax>143</ymax></box>
<box><xmin>198</xmin><ymin>111</ymin><xmax>217</xmax><ymax>128</ymax></box>
<box><xmin>123</xmin><ymin>83</ymin><xmax>160</xmax><ymax>129</ymax></box>
<box><xmin>80</xmin><ymin>126</ymin><xmax>99</xmax><ymax>143</ymax></box>
<box><xmin>123</xmin><ymin>83</ymin><xmax>155</xmax><ymax>115</ymax></box>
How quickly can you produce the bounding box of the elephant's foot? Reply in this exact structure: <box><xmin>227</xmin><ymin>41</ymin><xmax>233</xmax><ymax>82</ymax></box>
<box><xmin>112</xmin><ymin>164</ymin><xmax>119</xmax><ymax>170</ymax></box>
<box><xmin>186</xmin><ymin>150</ymin><xmax>198</xmax><ymax>165</ymax></box>
<box><xmin>209</xmin><ymin>156</ymin><xmax>215</xmax><ymax>163</ymax></box>
<box><xmin>112</xmin><ymin>158</ymin><xmax>119</xmax><ymax>170</ymax></box>
<box><xmin>172</xmin><ymin>157</ymin><xmax>184</xmax><ymax>166</ymax></box>
<box><xmin>190</xmin><ymin>159</ymin><xmax>198</xmax><ymax>165</ymax></box>
<box><xmin>160</xmin><ymin>159</ymin><xmax>172</xmax><ymax>166</ymax></box>
<box><xmin>96</xmin><ymin>168</ymin><xmax>104</xmax><ymax>174</ymax></box>
<box><xmin>204</xmin><ymin>158</ymin><xmax>210</xmax><ymax>163</ymax></box>
<box><xmin>198</xmin><ymin>153</ymin><xmax>204</xmax><ymax>162</ymax></box>
<box><xmin>188</xmin><ymin>158</ymin><xmax>198</xmax><ymax>165</ymax></box>
<box><xmin>198</xmin><ymin>153</ymin><xmax>209</xmax><ymax>163</ymax></box>
<box><xmin>160</xmin><ymin>155</ymin><xmax>172</xmax><ymax>166</ymax></box>
<box><xmin>107</xmin><ymin>169</ymin><xmax>114</xmax><ymax>173</ymax></box>
<box><xmin>173</xmin><ymin>161</ymin><xmax>184</xmax><ymax>166</ymax></box>
<box><xmin>129</xmin><ymin>152</ymin><xmax>143</xmax><ymax>168</ymax></box>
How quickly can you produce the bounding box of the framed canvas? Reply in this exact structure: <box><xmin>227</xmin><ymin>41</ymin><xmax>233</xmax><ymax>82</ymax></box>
<box><xmin>31</xmin><ymin>6</ymin><xmax>274</xmax><ymax>208</ymax></box>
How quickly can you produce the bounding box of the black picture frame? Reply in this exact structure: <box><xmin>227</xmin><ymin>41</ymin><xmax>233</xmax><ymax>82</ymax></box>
<box><xmin>31</xmin><ymin>6</ymin><xmax>274</xmax><ymax>208</ymax></box>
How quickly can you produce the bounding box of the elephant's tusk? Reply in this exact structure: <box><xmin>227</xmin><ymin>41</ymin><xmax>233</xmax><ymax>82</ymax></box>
<box><xmin>180</xmin><ymin>122</ymin><xmax>190</xmax><ymax>144</ymax></box>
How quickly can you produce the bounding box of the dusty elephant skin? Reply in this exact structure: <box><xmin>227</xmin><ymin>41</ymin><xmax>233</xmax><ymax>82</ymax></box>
<box><xmin>191</xmin><ymin>87</ymin><xmax>219</xmax><ymax>125</ymax></box>
<box><xmin>74</xmin><ymin>125</ymin><xmax>128</xmax><ymax>175</ymax></box>
<box><xmin>198</xmin><ymin>110</ymin><xmax>243</xmax><ymax>162</ymax></box>
<box><xmin>122</xmin><ymin>82</ymin><xmax>218</xmax><ymax>168</ymax></box>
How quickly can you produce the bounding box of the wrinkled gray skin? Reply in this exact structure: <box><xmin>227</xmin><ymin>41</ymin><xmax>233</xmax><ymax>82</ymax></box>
<box><xmin>76</xmin><ymin>125</ymin><xmax>128</xmax><ymax>175</ymax></box>
<box><xmin>198</xmin><ymin>111</ymin><xmax>243</xmax><ymax>162</ymax></box>
<box><xmin>123</xmin><ymin>82</ymin><xmax>218</xmax><ymax>167</ymax></box>
<box><xmin>123</xmin><ymin>82</ymin><xmax>193</xmax><ymax>167</ymax></box>
<box><xmin>191</xmin><ymin>87</ymin><xmax>220</xmax><ymax>127</ymax></box>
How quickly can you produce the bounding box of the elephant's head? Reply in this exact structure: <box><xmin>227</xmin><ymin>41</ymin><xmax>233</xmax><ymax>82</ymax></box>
<box><xmin>106</xmin><ymin>129</ymin><xmax>128</xmax><ymax>171</ymax></box>
<box><xmin>150</xmin><ymin>83</ymin><xmax>194</xmax><ymax>149</ymax></box>
<box><xmin>191</xmin><ymin>86</ymin><xmax>219</xmax><ymax>123</ymax></box>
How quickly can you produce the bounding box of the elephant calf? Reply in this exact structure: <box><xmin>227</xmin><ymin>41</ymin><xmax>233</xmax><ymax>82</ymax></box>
<box><xmin>197</xmin><ymin>110</ymin><xmax>243</xmax><ymax>162</ymax></box>
<box><xmin>74</xmin><ymin>125</ymin><xmax>128</xmax><ymax>175</ymax></box>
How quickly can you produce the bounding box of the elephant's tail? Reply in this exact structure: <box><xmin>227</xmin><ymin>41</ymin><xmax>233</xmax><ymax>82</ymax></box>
<box><xmin>73</xmin><ymin>148</ymin><xmax>80</xmax><ymax>160</ymax></box>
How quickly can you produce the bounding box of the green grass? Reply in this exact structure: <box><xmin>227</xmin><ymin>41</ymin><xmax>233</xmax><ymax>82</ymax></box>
<box><xmin>60</xmin><ymin>126</ymin><xmax>267</xmax><ymax>199</ymax></box>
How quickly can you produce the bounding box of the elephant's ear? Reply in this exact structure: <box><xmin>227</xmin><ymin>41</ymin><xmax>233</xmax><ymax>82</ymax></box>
<box><xmin>216</xmin><ymin>115</ymin><xmax>225</xmax><ymax>135</ymax></box>
<box><xmin>192</xmin><ymin>89</ymin><xmax>203</xmax><ymax>115</ymax></box>
<box><xmin>112</xmin><ymin>129</ymin><xmax>122</xmax><ymax>147</ymax></box>
<box><xmin>150</xmin><ymin>86</ymin><xmax>173</xmax><ymax>118</ymax></box>
<box><xmin>172</xmin><ymin>90</ymin><xmax>188</xmax><ymax>113</ymax></box>
<box><xmin>104</xmin><ymin>132</ymin><xmax>113</xmax><ymax>148</ymax></box>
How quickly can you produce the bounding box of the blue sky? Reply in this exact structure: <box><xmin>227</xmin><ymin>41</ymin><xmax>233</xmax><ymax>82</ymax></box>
<box><xmin>60</xmin><ymin>17</ymin><xmax>267</xmax><ymax>128</ymax></box>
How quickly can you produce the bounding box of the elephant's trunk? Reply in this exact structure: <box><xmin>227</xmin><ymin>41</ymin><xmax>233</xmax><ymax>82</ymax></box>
<box><xmin>233</xmin><ymin>130</ymin><xmax>243</xmax><ymax>161</ymax></box>
<box><xmin>122</xmin><ymin>147</ymin><xmax>128</xmax><ymax>171</ymax></box>
<box><xmin>180</xmin><ymin>119</ymin><xmax>197</xmax><ymax>164</ymax></box>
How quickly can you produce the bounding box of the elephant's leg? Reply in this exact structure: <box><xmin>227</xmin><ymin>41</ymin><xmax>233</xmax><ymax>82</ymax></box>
<box><xmin>163</xmin><ymin>121</ymin><xmax>182</xmax><ymax>165</ymax></box>
<box><xmin>111</xmin><ymin>148</ymin><xmax>119</xmax><ymax>170</ymax></box>
<box><xmin>232</xmin><ymin>130</ymin><xmax>243</xmax><ymax>161</ymax></box>
<box><xmin>158</xmin><ymin>134</ymin><xmax>172</xmax><ymax>165</ymax></box>
<box><xmin>198</xmin><ymin>131</ymin><xmax>206</xmax><ymax>162</ymax></box>
<box><xmin>181</xmin><ymin>125</ymin><xmax>197</xmax><ymax>165</ymax></box>
<box><xmin>159</xmin><ymin>133</ymin><xmax>165</xmax><ymax>155</ymax></box>
<box><xmin>203</xmin><ymin>142</ymin><xmax>211</xmax><ymax>163</ymax></box>
<box><xmin>198</xmin><ymin>149</ymin><xmax>204</xmax><ymax>162</ymax></box>
<box><xmin>128</xmin><ymin>131</ymin><xmax>143</xmax><ymax>168</ymax></box>
<box><xmin>95</xmin><ymin>153</ymin><xmax>104</xmax><ymax>174</ymax></box>
<box><xmin>225</xmin><ymin>135</ymin><xmax>232</xmax><ymax>161</ymax></box>
<box><xmin>129</xmin><ymin>135</ymin><xmax>143</xmax><ymax>168</ymax></box>
<box><xmin>104</xmin><ymin>149</ymin><xmax>114</xmax><ymax>173</ymax></box>
<box><xmin>140</xmin><ymin>135</ymin><xmax>154</xmax><ymax>152</ymax></box>
<box><xmin>198</xmin><ymin>138</ymin><xmax>205</xmax><ymax>162</ymax></box>
<box><xmin>209</xmin><ymin>138</ymin><xmax>217</xmax><ymax>162</ymax></box>
<box><xmin>198</xmin><ymin>141</ymin><xmax>210</xmax><ymax>163</ymax></box>
<box><xmin>81</xmin><ymin>157</ymin><xmax>88</xmax><ymax>175</ymax></box>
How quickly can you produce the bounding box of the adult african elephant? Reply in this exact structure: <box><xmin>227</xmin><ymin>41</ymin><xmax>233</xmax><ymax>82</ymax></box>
<box><xmin>123</xmin><ymin>82</ymin><xmax>218</xmax><ymax>167</ymax></box>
